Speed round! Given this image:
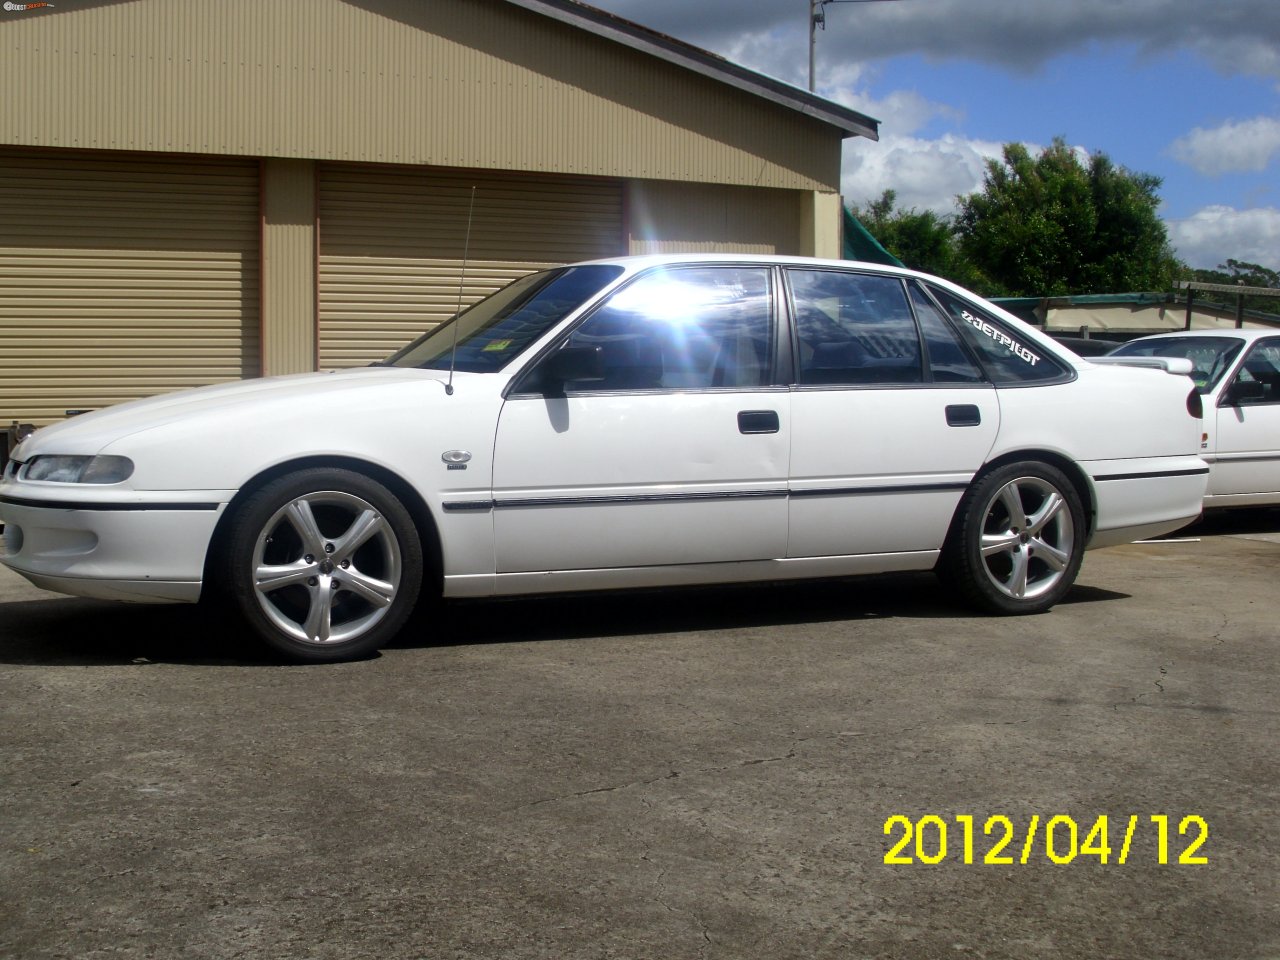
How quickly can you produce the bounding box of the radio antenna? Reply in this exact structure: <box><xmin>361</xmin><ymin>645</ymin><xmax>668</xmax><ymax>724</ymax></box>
<box><xmin>445</xmin><ymin>185</ymin><xmax>477</xmax><ymax>396</ymax></box>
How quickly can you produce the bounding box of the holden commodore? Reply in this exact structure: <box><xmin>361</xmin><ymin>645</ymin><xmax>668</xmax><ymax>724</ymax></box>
<box><xmin>1</xmin><ymin>255</ymin><xmax>1208</xmax><ymax>662</ymax></box>
<box><xmin>1102</xmin><ymin>328</ymin><xmax>1280</xmax><ymax>508</ymax></box>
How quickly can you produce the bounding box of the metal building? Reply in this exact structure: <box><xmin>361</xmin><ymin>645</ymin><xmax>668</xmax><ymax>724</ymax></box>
<box><xmin>0</xmin><ymin>0</ymin><xmax>878</xmax><ymax>424</ymax></box>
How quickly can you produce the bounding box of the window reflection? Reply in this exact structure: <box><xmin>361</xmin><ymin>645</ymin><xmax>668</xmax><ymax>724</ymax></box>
<box><xmin>561</xmin><ymin>267</ymin><xmax>773</xmax><ymax>390</ymax></box>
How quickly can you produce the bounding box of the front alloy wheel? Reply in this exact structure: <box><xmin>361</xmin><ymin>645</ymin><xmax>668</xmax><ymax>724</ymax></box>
<box><xmin>224</xmin><ymin>469</ymin><xmax>423</xmax><ymax>661</ymax></box>
<box><xmin>942</xmin><ymin>461</ymin><xmax>1085</xmax><ymax>615</ymax></box>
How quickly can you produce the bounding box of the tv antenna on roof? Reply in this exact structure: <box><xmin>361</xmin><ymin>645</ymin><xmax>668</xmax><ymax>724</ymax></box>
<box><xmin>444</xmin><ymin>185</ymin><xmax>477</xmax><ymax>397</ymax></box>
<box><xmin>809</xmin><ymin>0</ymin><xmax>913</xmax><ymax>92</ymax></box>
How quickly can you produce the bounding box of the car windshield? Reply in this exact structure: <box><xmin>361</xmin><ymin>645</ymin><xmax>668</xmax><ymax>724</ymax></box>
<box><xmin>384</xmin><ymin>264</ymin><xmax>624</xmax><ymax>372</ymax></box>
<box><xmin>1109</xmin><ymin>336</ymin><xmax>1245</xmax><ymax>392</ymax></box>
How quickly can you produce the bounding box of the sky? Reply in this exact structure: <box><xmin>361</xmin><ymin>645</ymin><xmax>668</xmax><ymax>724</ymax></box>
<box><xmin>586</xmin><ymin>0</ymin><xmax>1280</xmax><ymax>272</ymax></box>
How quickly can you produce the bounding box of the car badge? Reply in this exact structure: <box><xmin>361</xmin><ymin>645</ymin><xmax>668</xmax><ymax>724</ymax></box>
<box><xmin>442</xmin><ymin>450</ymin><xmax>472</xmax><ymax>471</ymax></box>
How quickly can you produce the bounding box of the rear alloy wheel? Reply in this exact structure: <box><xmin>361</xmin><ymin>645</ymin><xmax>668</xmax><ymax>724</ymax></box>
<box><xmin>942</xmin><ymin>461</ymin><xmax>1085</xmax><ymax>615</ymax></box>
<box><xmin>223</xmin><ymin>468</ymin><xmax>423</xmax><ymax>662</ymax></box>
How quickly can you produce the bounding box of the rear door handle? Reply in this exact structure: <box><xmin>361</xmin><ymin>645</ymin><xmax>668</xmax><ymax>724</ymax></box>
<box><xmin>945</xmin><ymin>404</ymin><xmax>982</xmax><ymax>427</ymax></box>
<box><xmin>738</xmin><ymin>410</ymin><xmax>780</xmax><ymax>434</ymax></box>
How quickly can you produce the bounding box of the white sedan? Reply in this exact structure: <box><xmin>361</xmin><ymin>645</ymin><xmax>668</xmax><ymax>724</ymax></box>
<box><xmin>2</xmin><ymin>255</ymin><xmax>1208</xmax><ymax>662</ymax></box>
<box><xmin>1105</xmin><ymin>329</ymin><xmax>1280</xmax><ymax>508</ymax></box>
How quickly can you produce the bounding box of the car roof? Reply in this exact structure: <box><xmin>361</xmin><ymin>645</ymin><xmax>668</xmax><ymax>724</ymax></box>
<box><xmin>578</xmin><ymin>252</ymin><xmax>918</xmax><ymax>276</ymax></box>
<box><xmin>1123</xmin><ymin>328</ymin><xmax>1279</xmax><ymax>343</ymax></box>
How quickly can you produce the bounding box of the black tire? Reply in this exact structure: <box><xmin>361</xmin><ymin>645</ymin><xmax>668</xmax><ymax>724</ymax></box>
<box><xmin>940</xmin><ymin>460</ymin><xmax>1085</xmax><ymax>615</ymax></box>
<box><xmin>219</xmin><ymin>468</ymin><xmax>423</xmax><ymax>663</ymax></box>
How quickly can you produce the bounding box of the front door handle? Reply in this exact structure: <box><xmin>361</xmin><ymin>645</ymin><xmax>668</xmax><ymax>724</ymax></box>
<box><xmin>945</xmin><ymin>404</ymin><xmax>982</xmax><ymax>427</ymax></box>
<box><xmin>738</xmin><ymin>410</ymin><xmax>780</xmax><ymax>434</ymax></box>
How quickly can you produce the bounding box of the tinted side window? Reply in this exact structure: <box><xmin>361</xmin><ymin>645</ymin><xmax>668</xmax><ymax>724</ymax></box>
<box><xmin>1233</xmin><ymin>340</ymin><xmax>1280</xmax><ymax>404</ymax></box>
<box><xmin>928</xmin><ymin>286</ymin><xmax>1067</xmax><ymax>384</ymax></box>
<box><xmin>907</xmin><ymin>282</ymin><xmax>985</xmax><ymax>384</ymax></box>
<box><xmin>557</xmin><ymin>266</ymin><xmax>773</xmax><ymax>391</ymax></box>
<box><xmin>789</xmin><ymin>270</ymin><xmax>922</xmax><ymax>385</ymax></box>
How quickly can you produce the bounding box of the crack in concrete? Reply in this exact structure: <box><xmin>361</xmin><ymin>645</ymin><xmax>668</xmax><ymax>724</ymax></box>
<box><xmin>510</xmin><ymin>745</ymin><xmax>804</xmax><ymax>812</ymax></box>
<box><xmin>740</xmin><ymin>749</ymin><xmax>796</xmax><ymax>766</ymax></box>
<box><xmin>520</xmin><ymin>770</ymin><xmax>680</xmax><ymax>809</ymax></box>
<box><xmin>1212</xmin><ymin>613</ymin><xmax>1229</xmax><ymax>645</ymax></box>
<box><xmin>640</xmin><ymin>851</ymin><xmax>713</xmax><ymax>956</ymax></box>
<box><xmin>1153</xmin><ymin>664</ymin><xmax>1168</xmax><ymax>694</ymax></box>
<box><xmin>1116</xmin><ymin>661</ymin><xmax>1172</xmax><ymax>709</ymax></box>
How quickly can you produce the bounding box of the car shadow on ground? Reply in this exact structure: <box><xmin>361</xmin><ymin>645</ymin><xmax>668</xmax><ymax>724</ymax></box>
<box><xmin>9</xmin><ymin>509</ymin><xmax>1273</xmax><ymax>669</ymax></box>
<box><xmin>1173</xmin><ymin>505</ymin><xmax>1280</xmax><ymax>538</ymax></box>
<box><xmin>398</xmin><ymin>573</ymin><xmax>1131</xmax><ymax>652</ymax></box>
<box><xmin>0</xmin><ymin>596</ymin><xmax>270</xmax><ymax>667</ymax></box>
<box><xmin>0</xmin><ymin>568</ymin><xmax>1131</xmax><ymax>668</ymax></box>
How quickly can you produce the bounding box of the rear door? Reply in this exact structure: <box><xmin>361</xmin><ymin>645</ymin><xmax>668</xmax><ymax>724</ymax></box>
<box><xmin>785</xmin><ymin>270</ymin><xmax>1000</xmax><ymax>558</ymax></box>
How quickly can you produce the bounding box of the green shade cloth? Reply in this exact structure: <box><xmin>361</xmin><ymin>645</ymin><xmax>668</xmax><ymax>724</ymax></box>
<box><xmin>842</xmin><ymin>208</ymin><xmax>905</xmax><ymax>267</ymax></box>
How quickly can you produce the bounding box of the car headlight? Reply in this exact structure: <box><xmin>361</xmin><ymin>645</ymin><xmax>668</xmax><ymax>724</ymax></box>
<box><xmin>23</xmin><ymin>455</ymin><xmax>135</xmax><ymax>484</ymax></box>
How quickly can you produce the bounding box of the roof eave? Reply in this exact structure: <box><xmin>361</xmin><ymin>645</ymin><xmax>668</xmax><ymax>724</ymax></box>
<box><xmin>505</xmin><ymin>0</ymin><xmax>880</xmax><ymax>141</ymax></box>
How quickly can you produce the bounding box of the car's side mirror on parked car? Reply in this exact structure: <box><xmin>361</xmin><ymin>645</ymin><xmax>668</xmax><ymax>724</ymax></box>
<box><xmin>541</xmin><ymin>344</ymin><xmax>605</xmax><ymax>391</ymax></box>
<box><xmin>1223</xmin><ymin>379</ymin><xmax>1266</xmax><ymax>405</ymax></box>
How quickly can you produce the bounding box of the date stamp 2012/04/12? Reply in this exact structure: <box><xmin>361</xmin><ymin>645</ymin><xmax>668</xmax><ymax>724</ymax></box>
<box><xmin>883</xmin><ymin>814</ymin><xmax>1209</xmax><ymax>866</ymax></box>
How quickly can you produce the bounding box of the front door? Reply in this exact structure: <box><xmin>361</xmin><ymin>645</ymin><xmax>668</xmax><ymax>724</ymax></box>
<box><xmin>492</xmin><ymin>264</ymin><xmax>789</xmax><ymax>576</ymax></box>
<box><xmin>1212</xmin><ymin>336</ymin><xmax>1280</xmax><ymax>499</ymax></box>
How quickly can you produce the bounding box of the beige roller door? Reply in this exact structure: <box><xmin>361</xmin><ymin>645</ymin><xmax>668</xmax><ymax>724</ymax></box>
<box><xmin>318</xmin><ymin>165</ymin><xmax>624</xmax><ymax>369</ymax></box>
<box><xmin>0</xmin><ymin>150</ymin><xmax>260</xmax><ymax>426</ymax></box>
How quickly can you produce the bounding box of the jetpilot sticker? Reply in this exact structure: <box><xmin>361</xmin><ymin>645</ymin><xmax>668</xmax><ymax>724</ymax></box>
<box><xmin>960</xmin><ymin>309</ymin><xmax>1041</xmax><ymax>366</ymax></box>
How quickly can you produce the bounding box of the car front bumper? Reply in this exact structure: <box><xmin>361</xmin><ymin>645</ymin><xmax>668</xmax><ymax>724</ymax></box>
<box><xmin>0</xmin><ymin>488</ymin><xmax>231</xmax><ymax>603</ymax></box>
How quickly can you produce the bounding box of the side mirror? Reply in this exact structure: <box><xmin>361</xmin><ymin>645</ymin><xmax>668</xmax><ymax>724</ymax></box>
<box><xmin>1223</xmin><ymin>379</ymin><xmax>1266</xmax><ymax>405</ymax></box>
<box><xmin>542</xmin><ymin>345</ymin><xmax>605</xmax><ymax>390</ymax></box>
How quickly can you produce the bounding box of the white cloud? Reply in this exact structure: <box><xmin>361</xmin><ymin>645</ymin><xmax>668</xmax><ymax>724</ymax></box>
<box><xmin>822</xmin><ymin>77</ymin><xmax>962</xmax><ymax>137</ymax></box>
<box><xmin>716</xmin><ymin>28</ymin><xmax>805</xmax><ymax>88</ymax></box>
<box><xmin>1166</xmin><ymin>205</ymin><xmax>1280</xmax><ymax>269</ymax></box>
<box><xmin>1169</xmin><ymin>117</ymin><xmax>1280</xmax><ymax>176</ymax></box>
<box><xmin>838</xmin><ymin>135</ymin><xmax>1089</xmax><ymax>217</ymax></box>
<box><xmin>841</xmin><ymin>134</ymin><xmax>1004</xmax><ymax>215</ymax></box>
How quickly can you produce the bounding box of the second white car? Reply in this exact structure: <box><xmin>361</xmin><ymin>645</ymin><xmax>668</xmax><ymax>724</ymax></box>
<box><xmin>1104</xmin><ymin>329</ymin><xmax>1280</xmax><ymax>508</ymax></box>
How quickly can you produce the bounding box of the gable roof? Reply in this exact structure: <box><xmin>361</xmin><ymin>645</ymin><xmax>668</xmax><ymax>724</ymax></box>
<box><xmin>506</xmin><ymin>0</ymin><xmax>880</xmax><ymax>141</ymax></box>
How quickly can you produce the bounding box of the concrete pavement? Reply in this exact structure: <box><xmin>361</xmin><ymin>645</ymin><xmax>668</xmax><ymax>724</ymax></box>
<box><xmin>1</xmin><ymin>511</ymin><xmax>1277</xmax><ymax>959</ymax></box>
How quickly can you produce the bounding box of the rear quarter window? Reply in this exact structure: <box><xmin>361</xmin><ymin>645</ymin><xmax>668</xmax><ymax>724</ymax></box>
<box><xmin>927</xmin><ymin>286</ymin><xmax>1070</xmax><ymax>385</ymax></box>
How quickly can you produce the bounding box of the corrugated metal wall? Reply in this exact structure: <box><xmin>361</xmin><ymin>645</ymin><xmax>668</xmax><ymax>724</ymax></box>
<box><xmin>0</xmin><ymin>0</ymin><xmax>842</xmax><ymax>193</ymax></box>
<box><xmin>0</xmin><ymin>0</ymin><xmax>852</xmax><ymax>412</ymax></box>
<box><xmin>317</xmin><ymin>164</ymin><xmax>624</xmax><ymax>369</ymax></box>
<box><xmin>627</xmin><ymin>181</ymin><xmax>803</xmax><ymax>256</ymax></box>
<box><xmin>0</xmin><ymin>149</ymin><xmax>260</xmax><ymax>425</ymax></box>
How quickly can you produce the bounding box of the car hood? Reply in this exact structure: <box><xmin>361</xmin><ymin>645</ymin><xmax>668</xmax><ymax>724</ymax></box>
<box><xmin>15</xmin><ymin>368</ymin><xmax>462</xmax><ymax>458</ymax></box>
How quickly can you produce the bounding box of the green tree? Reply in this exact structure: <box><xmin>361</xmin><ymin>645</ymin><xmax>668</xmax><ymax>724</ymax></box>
<box><xmin>851</xmin><ymin>190</ymin><xmax>977</xmax><ymax>286</ymax></box>
<box><xmin>955</xmin><ymin>139</ymin><xmax>1181</xmax><ymax>297</ymax></box>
